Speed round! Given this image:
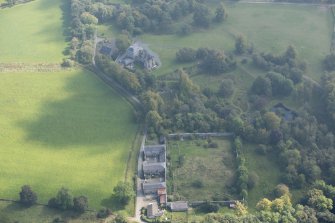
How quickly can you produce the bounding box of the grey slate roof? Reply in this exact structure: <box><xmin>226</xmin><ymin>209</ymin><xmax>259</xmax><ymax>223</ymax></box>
<box><xmin>143</xmin><ymin>162</ymin><xmax>165</xmax><ymax>174</ymax></box>
<box><xmin>142</xmin><ymin>182</ymin><xmax>166</xmax><ymax>191</ymax></box>
<box><xmin>169</xmin><ymin>201</ymin><xmax>188</xmax><ymax>212</ymax></box>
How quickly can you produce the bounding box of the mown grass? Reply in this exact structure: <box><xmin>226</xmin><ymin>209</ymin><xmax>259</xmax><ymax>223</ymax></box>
<box><xmin>0</xmin><ymin>69</ymin><xmax>138</xmax><ymax>209</ymax></box>
<box><xmin>0</xmin><ymin>0</ymin><xmax>69</xmax><ymax>63</ymax></box>
<box><xmin>168</xmin><ymin>138</ymin><xmax>237</xmax><ymax>201</ymax></box>
<box><xmin>141</xmin><ymin>3</ymin><xmax>331</xmax><ymax>80</ymax></box>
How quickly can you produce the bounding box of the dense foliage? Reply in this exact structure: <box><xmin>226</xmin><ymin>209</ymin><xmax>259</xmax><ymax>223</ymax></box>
<box><xmin>19</xmin><ymin>185</ymin><xmax>37</xmax><ymax>207</ymax></box>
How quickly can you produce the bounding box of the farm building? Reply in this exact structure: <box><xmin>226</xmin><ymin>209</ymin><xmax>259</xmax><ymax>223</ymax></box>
<box><xmin>168</xmin><ymin>201</ymin><xmax>189</xmax><ymax>212</ymax></box>
<box><xmin>142</xmin><ymin>182</ymin><xmax>166</xmax><ymax>195</ymax></box>
<box><xmin>158</xmin><ymin>188</ymin><xmax>167</xmax><ymax>205</ymax></box>
<box><xmin>143</xmin><ymin>145</ymin><xmax>166</xmax><ymax>162</ymax></box>
<box><xmin>143</xmin><ymin>162</ymin><xmax>165</xmax><ymax>178</ymax></box>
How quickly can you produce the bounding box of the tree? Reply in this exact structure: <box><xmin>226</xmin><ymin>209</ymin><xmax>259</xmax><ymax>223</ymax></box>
<box><xmin>307</xmin><ymin>189</ymin><xmax>333</xmax><ymax>212</ymax></box>
<box><xmin>176</xmin><ymin>48</ymin><xmax>197</xmax><ymax>63</ymax></box>
<box><xmin>294</xmin><ymin>205</ymin><xmax>318</xmax><ymax>223</ymax></box>
<box><xmin>113</xmin><ymin>182</ymin><xmax>134</xmax><ymax>205</ymax></box>
<box><xmin>112</xmin><ymin>214</ymin><xmax>128</xmax><ymax>223</ymax></box>
<box><xmin>251</xmin><ymin>76</ymin><xmax>272</xmax><ymax>96</ymax></box>
<box><xmin>19</xmin><ymin>185</ymin><xmax>37</xmax><ymax>207</ymax></box>
<box><xmin>274</xmin><ymin>184</ymin><xmax>290</xmax><ymax>197</ymax></box>
<box><xmin>193</xmin><ymin>4</ymin><xmax>211</xmax><ymax>28</ymax></box>
<box><xmin>235</xmin><ymin>35</ymin><xmax>247</xmax><ymax>55</ymax></box>
<box><xmin>285</xmin><ymin>45</ymin><xmax>297</xmax><ymax>60</ymax></box>
<box><xmin>256</xmin><ymin>198</ymin><xmax>272</xmax><ymax>211</ymax></box>
<box><xmin>214</xmin><ymin>4</ymin><xmax>227</xmax><ymax>23</ymax></box>
<box><xmin>80</xmin><ymin>12</ymin><xmax>98</xmax><ymax>25</ymax></box>
<box><xmin>324</xmin><ymin>53</ymin><xmax>335</xmax><ymax>71</ymax></box>
<box><xmin>76</xmin><ymin>43</ymin><xmax>93</xmax><ymax>65</ymax></box>
<box><xmin>218</xmin><ymin>79</ymin><xmax>234</xmax><ymax>98</ymax></box>
<box><xmin>235</xmin><ymin>201</ymin><xmax>248</xmax><ymax>216</ymax></box>
<box><xmin>248</xmin><ymin>171</ymin><xmax>259</xmax><ymax>189</ymax></box>
<box><xmin>5</xmin><ymin>0</ymin><xmax>16</xmax><ymax>6</ymax></box>
<box><xmin>49</xmin><ymin>187</ymin><xmax>73</xmax><ymax>210</ymax></box>
<box><xmin>263</xmin><ymin>112</ymin><xmax>281</xmax><ymax>130</ymax></box>
<box><xmin>73</xmin><ymin>196</ymin><xmax>88</xmax><ymax>213</ymax></box>
<box><xmin>115</xmin><ymin>35</ymin><xmax>131</xmax><ymax>53</ymax></box>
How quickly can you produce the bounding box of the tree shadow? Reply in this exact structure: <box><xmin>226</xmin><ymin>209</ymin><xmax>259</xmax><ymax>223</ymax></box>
<box><xmin>36</xmin><ymin>0</ymin><xmax>71</xmax><ymax>56</ymax></box>
<box><xmin>17</xmin><ymin>71</ymin><xmax>135</xmax><ymax>148</ymax></box>
<box><xmin>60</xmin><ymin>0</ymin><xmax>72</xmax><ymax>56</ymax></box>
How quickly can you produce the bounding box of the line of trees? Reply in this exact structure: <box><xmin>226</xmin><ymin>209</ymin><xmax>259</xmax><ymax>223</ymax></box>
<box><xmin>111</xmin><ymin>1</ymin><xmax>227</xmax><ymax>35</ymax></box>
<box><xmin>175</xmin><ymin>47</ymin><xmax>237</xmax><ymax>74</ymax></box>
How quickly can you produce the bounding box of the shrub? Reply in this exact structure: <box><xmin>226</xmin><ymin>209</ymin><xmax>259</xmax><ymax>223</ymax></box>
<box><xmin>176</xmin><ymin>48</ymin><xmax>197</xmax><ymax>63</ymax></box>
<box><xmin>73</xmin><ymin>196</ymin><xmax>88</xmax><ymax>213</ymax></box>
<box><xmin>97</xmin><ymin>208</ymin><xmax>112</xmax><ymax>218</ymax></box>
<box><xmin>48</xmin><ymin>187</ymin><xmax>73</xmax><ymax>211</ymax></box>
<box><xmin>192</xmin><ymin>180</ymin><xmax>204</xmax><ymax>188</ymax></box>
<box><xmin>19</xmin><ymin>185</ymin><xmax>37</xmax><ymax>207</ymax></box>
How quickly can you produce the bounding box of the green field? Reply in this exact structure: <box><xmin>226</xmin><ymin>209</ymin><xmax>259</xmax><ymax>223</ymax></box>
<box><xmin>168</xmin><ymin>138</ymin><xmax>237</xmax><ymax>201</ymax></box>
<box><xmin>0</xmin><ymin>0</ymin><xmax>69</xmax><ymax>63</ymax></box>
<box><xmin>141</xmin><ymin>3</ymin><xmax>331</xmax><ymax>80</ymax></box>
<box><xmin>244</xmin><ymin>144</ymin><xmax>281</xmax><ymax>209</ymax></box>
<box><xmin>0</xmin><ymin>69</ymin><xmax>138</xmax><ymax>209</ymax></box>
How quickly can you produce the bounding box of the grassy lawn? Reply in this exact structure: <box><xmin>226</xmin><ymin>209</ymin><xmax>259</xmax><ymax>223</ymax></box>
<box><xmin>0</xmin><ymin>69</ymin><xmax>138</xmax><ymax>210</ymax></box>
<box><xmin>244</xmin><ymin>144</ymin><xmax>282</xmax><ymax>210</ymax></box>
<box><xmin>0</xmin><ymin>0</ymin><xmax>69</xmax><ymax>63</ymax></box>
<box><xmin>168</xmin><ymin>138</ymin><xmax>237</xmax><ymax>201</ymax></box>
<box><xmin>140</xmin><ymin>3</ymin><xmax>331</xmax><ymax>80</ymax></box>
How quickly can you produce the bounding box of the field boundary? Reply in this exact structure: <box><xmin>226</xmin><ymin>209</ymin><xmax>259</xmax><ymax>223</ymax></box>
<box><xmin>0</xmin><ymin>63</ymin><xmax>72</xmax><ymax>73</ymax></box>
<box><xmin>0</xmin><ymin>0</ymin><xmax>35</xmax><ymax>9</ymax></box>
<box><xmin>0</xmin><ymin>199</ymin><xmax>96</xmax><ymax>212</ymax></box>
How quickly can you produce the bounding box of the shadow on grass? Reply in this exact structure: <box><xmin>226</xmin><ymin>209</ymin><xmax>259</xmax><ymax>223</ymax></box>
<box><xmin>101</xmin><ymin>196</ymin><xmax>125</xmax><ymax>212</ymax></box>
<box><xmin>60</xmin><ymin>0</ymin><xmax>72</xmax><ymax>56</ymax></box>
<box><xmin>36</xmin><ymin>0</ymin><xmax>72</xmax><ymax>56</ymax></box>
<box><xmin>3</xmin><ymin>202</ymin><xmax>86</xmax><ymax>221</ymax></box>
<box><xmin>17</xmin><ymin>71</ymin><xmax>135</xmax><ymax>148</ymax></box>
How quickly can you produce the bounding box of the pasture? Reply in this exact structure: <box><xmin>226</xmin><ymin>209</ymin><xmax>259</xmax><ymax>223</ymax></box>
<box><xmin>168</xmin><ymin>138</ymin><xmax>237</xmax><ymax>201</ymax></box>
<box><xmin>0</xmin><ymin>69</ymin><xmax>138</xmax><ymax>209</ymax></box>
<box><xmin>141</xmin><ymin>3</ymin><xmax>331</xmax><ymax>80</ymax></box>
<box><xmin>0</xmin><ymin>0</ymin><xmax>69</xmax><ymax>63</ymax></box>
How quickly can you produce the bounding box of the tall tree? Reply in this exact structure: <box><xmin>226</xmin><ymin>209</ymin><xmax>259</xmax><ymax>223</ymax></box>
<box><xmin>113</xmin><ymin>182</ymin><xmax>134</xmax><ymax>205</ymax></box>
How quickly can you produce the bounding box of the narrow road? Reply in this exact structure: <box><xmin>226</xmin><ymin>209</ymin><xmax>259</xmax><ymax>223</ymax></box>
<box><xmin>134</xmin><ymin>134</ymin><xmax>147</xmax><ymax>223</ymax></box>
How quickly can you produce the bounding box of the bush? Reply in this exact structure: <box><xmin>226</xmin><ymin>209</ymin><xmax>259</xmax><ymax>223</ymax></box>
<box><xmin>97</xmin><ymin>208</ymin><xmax>112</xmax><ymax>218</ymax></box>
<box><xmin>192</xmin><ymin>180</ymin><xmax>204</xmax><ymax>188</ymax></box>
<box><xmin>19</xmin><ymin>185</ymin><xmax>37</xmax><ymax>207</ymax></box>
<box><xmin>197</xmin><ymin>202</ymin><xmax>220</xmax><ymax>213</ymax></box>
<box><xmin>61</xmin><ymin>59</ymin><xmax>74</xmax><ymax>67</ymax></box>
<box><xmin>48</xmin><ymin>187</ymin><xmax>73</xmax><ymax>211</ymax></box>
<box><xmin>248</xmin><ymin>172</ymin><xmax>259</xmax><ymax>189</ymax></box>
<box><xmin>176</xmin><ymin>48</ymin><xmax>197</xmax><ymax>63</ymax></box>
<box><xmin>73</xmin><ymin>196</ymin><xmax>88</xmax><ymax>213</ymax></box>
